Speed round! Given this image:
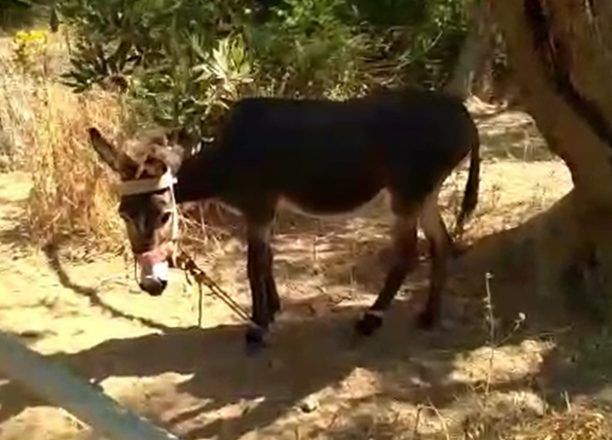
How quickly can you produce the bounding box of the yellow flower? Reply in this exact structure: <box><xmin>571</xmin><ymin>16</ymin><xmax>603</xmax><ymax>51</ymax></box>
<box><xmin>12</xmin><ymin>29</ymin><xmax>49</xmax><ymax>75</ymax></box>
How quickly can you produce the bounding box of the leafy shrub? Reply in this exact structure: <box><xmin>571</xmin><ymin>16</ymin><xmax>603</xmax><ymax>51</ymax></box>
<box><xmin>248</xmin><ymin>0</ymin><xmax>370</xmax><ymax>98</ymax></box>
<box><xmin>56</xmin><ymin>0</ymin><xmax>470</xmax><ymax>137</ymax></box>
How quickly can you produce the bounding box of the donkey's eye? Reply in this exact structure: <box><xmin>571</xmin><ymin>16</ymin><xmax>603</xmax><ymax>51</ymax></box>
<box><xmin>160</xmin><ymin>211</ymin><xmax>172</xmax><ymax>225</ymax></box>
<box><xmin>119</xmin><ymin>212</ymin><xmax>131</xmax><ymax>222</ymax></box>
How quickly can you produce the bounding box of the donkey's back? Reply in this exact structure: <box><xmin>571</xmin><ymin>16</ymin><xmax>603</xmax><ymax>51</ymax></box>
<box><xmin>222</xmin><ymin>88</ymin><xmax>475</xmax><ymax>156</ymax></box>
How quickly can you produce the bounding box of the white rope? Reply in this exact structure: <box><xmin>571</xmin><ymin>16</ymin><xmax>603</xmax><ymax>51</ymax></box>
<box><xmin>168</xmin><ymin>176</ymin><xmax>179</xmax><ymax>243</ymax></box>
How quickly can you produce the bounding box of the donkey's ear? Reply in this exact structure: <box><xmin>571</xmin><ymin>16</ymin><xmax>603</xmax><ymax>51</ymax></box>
<box><xmin>88</xmin><ymin>127</ymin><xmax>137</xmax><ymax>179</ymax></box>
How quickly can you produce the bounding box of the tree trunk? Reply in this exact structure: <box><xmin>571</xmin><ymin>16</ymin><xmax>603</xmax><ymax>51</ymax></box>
<box><xmin>488</xmin><ymin>0</ymin><xmax>612</xmax><ymax>322</ymax></box>
<box><xmin>445</xmin><ymin>0</ymin><xmax>495</xmax><ymax>99</ymax></box>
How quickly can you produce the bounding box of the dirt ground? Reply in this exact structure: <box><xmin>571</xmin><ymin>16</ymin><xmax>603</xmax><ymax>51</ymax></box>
<box><xmin>0</xmin><ymin>103</ymin><xmax>611</xmax><ymax>439</ymax></box>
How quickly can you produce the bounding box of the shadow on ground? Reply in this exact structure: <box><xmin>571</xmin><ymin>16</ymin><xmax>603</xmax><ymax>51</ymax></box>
<box><xmin>0</xmin><ymin>302</ymin><xmax>517</xmax><ymax>439</ymax></box>
<box><xmin>42</xmin><ymin>243</ymin><xmax>175</xmax><ymax>333</ymax></box>
<box><xmin>0</xmin><ymin>209</ymin><xmax>608</xmax><ymax>439</ymax></box>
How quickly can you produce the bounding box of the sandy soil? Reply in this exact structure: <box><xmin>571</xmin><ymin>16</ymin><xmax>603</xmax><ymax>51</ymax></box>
<box><xmin>0</xmin><ymin>106</ymin><xmax>610</xmax><ymax>439</ymax></box>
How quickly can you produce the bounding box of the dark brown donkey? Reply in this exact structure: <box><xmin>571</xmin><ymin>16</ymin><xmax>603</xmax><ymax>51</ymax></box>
<box><xmin>88</xmin><ymin>87</ymin><xmax>481</xmax><ymax>348</ymax></box>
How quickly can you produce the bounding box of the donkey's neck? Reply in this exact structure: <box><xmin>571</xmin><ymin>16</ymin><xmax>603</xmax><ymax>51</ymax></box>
<box><xmin>173</xmin><ymin>146</ymin><xmax>223</xmax><ymax>204</ymax></box>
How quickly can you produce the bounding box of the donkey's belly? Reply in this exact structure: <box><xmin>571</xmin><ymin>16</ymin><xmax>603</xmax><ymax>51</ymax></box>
<box><xmin>278</xmin><ymin>183</ymin><xmax>387</xmax><ymax>218</ymax></box>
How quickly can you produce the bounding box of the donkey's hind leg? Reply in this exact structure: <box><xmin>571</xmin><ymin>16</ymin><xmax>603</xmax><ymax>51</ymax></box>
<box><xmin>245</xmin><ymin>219</ymin><xmax>279</xmax><ymax>347</ymax></box>
<box><xmin>417</xmin><ymin>188</ymin><xmax>450</xmax><ymax>328</ymax></box>
<box><xmin>263</xmin><ymin>243</ymin><xmax>281</xmax><ymax>319</ymax></box>
<box><xmin>355</xmin><ymin>206</ymin><xmax>419</xmax><ymax>336</ymax></box>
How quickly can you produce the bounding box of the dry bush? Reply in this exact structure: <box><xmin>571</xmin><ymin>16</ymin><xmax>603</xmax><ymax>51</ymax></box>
<box><xmin>0</xmin><ymin>31</ymin><xmax>127</xmax><ymax>251</ymax></box>
<box><xmin>513</xmin><ymin>408</ymin><xmax>611</xmax><ymax>440</ymax></box>
<box><xmin>25</xmin><ymin>84</ymin><xmax>127</xmax><ymax>251</ymax></box>
<box><xmin>462</xmin><ymin>407</ymin><xmax>612</xmax><ymax>440</ymax></box>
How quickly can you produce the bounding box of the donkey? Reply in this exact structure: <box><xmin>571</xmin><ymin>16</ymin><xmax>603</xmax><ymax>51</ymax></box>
<box><xmin>88</xmin><ymin>87</ymin><xmax>481</xmax><ymax>347</ymax></box>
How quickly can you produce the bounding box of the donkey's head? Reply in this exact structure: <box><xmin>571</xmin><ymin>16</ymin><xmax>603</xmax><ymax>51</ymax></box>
<box><xmin>88</xmin><ymin>126</ymin><xmax>193</xmax><ymax>296</ymax></box>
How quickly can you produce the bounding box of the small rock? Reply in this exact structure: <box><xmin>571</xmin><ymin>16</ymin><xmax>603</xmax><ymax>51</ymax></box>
<box><xmin>299</xmin><ymin>398</ymin><xmax>318</xmax><ymax>413</ymax></box>
<box><xmin>88</xmin><ymin>379</ymin><xmax>103</xmax><ymax>392</ymax></box>
<box><xmin>18</xmin><ymin>329</ymin><xmax>44</xmax><ymax>339</ymax></box>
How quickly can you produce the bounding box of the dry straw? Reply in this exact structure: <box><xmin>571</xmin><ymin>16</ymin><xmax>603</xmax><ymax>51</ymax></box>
<box><xmin>0</xmin><ymin>30</ymin><xmax>126</xmax><ymax>251</ymax></box>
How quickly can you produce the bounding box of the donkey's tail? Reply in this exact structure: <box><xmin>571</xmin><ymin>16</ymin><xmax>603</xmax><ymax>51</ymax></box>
<box><xmin>455</xmin><ymin>121</ymin><xmax>481</xmax><ymax>236</ymax></box>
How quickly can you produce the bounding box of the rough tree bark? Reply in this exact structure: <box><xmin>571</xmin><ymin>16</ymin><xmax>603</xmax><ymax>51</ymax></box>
<box><xmin>489</xmin><ymin>0</ymin><xmax>612</xmax><ymax>320</ymax></box>
<box><xmin>445</xmin><ymin>0</ymin><xmax>495</xmax><ymax>99</ymax></box>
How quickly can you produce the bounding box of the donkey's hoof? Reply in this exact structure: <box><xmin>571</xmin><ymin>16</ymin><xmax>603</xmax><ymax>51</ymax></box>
<box><xmin>355</xmin><ymin>313</ymin><xmax>383</xmax><ymax>336</ymax></box>
<box><xmin>416</xmin><ymin>310</ymin><xmax>437</xmax><ymax>330</ymax></box>
<box><xmin>271</xmin><ymin>301</ymin><xmax>282</xmax><ymax>315</ymax></box>
<box><xmin>269</xmin><ymin>308</ymin><xmax>281</xmax><ymax>323</ymax></box>
<box><xmin>266</xmin><ymin>304</ymin><xmax>280</xmax><ymax>324</ymax></box>
<box><xmin>245</xmin><ymin>327</ymin><xmax>267</xmax><ymax>354</ymax></box>
<box><xmin>450</xmin><ymin>243</ymin><xmax>468</xmax><ymax>258</ymax></box>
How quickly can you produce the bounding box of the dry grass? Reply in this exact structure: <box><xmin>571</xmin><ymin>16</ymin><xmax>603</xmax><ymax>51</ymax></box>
<box><xmin>319</xmin><ymin>272</ymin><xmax>611</xmax><ymax>440</ymax></box>
<box><xmin>459</xmin><ymin>406</ymin><xmax>612</xmax><ymax>440</ymax></box>
<box><xmin>317</xmin><ymin>388</ymin><xmax>611</xmax><ymax>440</ymax></box>
<box><xmin>512</xmin><ymin>408</ymin><xmax>611</xmax><ymax>440</ymax></box>
<box><xmin>457</xmin><ymin>270</ymin><xmax>611</xmax><ymax>440</ymax></box>
<box><xmin>0</xmin><ymin>30</ymin><xmax>127</xmax><ymax>251</ymax></box>
<box><xmin>24</xmin><ymin>85</ymin><xmax>127</xmax><ymax>250</ymax></box>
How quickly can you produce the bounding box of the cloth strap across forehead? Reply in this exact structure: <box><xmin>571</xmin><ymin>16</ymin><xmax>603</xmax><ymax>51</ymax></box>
<box><xmin>118</xmin><ymin>168</ymin><xmax>181</xmax><ymax>244</ymax></box>
<box><xmin>118</xmin><ymin>169</ymin><xmax>177</xmax><ymax>196</ymax></box>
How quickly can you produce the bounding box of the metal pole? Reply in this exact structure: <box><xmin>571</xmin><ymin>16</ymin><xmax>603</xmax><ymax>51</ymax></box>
<box><xmin>0</xmin><ymin>331</ymin><xmax>180</xmax><ymax>440</ymax></box>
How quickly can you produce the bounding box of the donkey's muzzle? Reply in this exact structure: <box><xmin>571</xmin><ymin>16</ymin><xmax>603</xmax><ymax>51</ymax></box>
<box><xmin>139</xmin><ymin>276</ymin><xmax>167</xmax><ymax>296</ymax></box>
<box><xmin>136</xmin><ymin>250</ymin><xmax>169</xmax><ymax>296</ymax></box>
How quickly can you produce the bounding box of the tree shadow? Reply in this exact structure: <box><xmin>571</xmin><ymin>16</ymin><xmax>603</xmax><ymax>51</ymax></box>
<box><xmin>0</xmin><ymin>300</ymin><xmax>510</xmax><ymax>440</ymax></box>
<box><xmin>448</xmin><ymin>206</ymin><xmax>612</xmax><ymax>407</ymax></box>
<box><xmin>0</xmin><ymin>222</ymin><xmax>29</xmax><ymax>253</ymax></box>
<box><xmin>0</xmin><ymin>294</ymin><xmax>598</xmax><ymax>439</ymax></box>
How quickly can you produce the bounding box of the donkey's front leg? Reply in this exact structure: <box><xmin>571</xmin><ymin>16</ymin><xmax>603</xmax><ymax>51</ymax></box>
<box><xmin>245</xmin><ymin>221</ymin><xmax>275</xmax><ymax>348</ymax></box>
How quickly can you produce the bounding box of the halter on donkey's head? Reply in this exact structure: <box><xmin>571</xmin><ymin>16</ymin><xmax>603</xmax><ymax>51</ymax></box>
<box><xmin>87</xmin><ymin>126</ymin><xmax>187</xmax><ymax>296</ymax></box>
<box><xmin>88</xmin><ymin>127</ymin><xmax>257</xmax><ymax>328</ymax></box>
<box><xmin>118</xmin><ymin>165</ymin><xmax>180</xmax><ymax>294</ymax></box>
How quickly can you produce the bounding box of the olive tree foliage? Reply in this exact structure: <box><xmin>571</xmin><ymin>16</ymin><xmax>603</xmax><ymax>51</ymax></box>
<box><xmin>55</xmin><ymin>0</ymin><xmax>470</xmax><ymax>137</ymax></box>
